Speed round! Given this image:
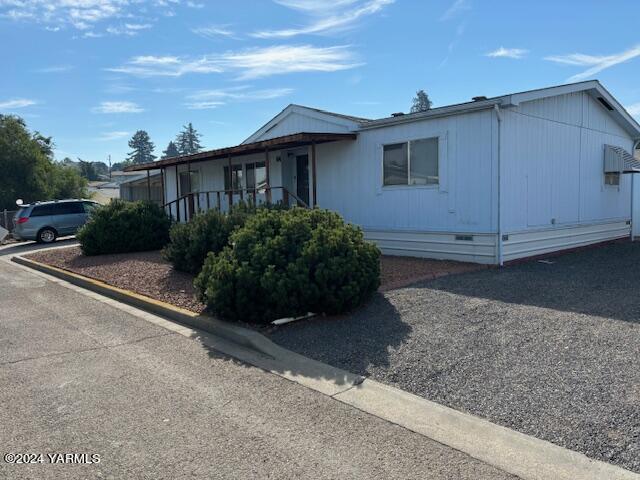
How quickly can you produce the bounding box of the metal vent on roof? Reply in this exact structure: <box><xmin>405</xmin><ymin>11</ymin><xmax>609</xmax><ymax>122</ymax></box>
<box><xmin>604</xmin><ymin>145</ymin><xmax>640</xmax><ymax>173</ymax></box>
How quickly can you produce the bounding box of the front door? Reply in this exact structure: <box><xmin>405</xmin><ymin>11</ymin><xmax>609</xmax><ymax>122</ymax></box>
<box><xmin>296</xmin><ymin>154</ymin><xmax>310</xmax><ymax>206</ymax></box>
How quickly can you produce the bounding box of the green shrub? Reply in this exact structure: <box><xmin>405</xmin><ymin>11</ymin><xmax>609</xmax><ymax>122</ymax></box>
<box><xmin>162</xmin><ymin>203</ymin><xmax>254</xmax><ymax>274</ymax></box>
<box><xmin>77</xmin><ymin>200</ymin><xmax>170</xmax><ymax>256</ymax></box>
<box><xmin>194</xmin><ymin>208</ymin><xmax>380</xmax><ymax>323</ymax></box>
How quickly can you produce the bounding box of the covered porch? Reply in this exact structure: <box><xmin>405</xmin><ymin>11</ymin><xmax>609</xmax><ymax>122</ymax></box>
<box><xmin>125</xmin><ymin>132</ymin><xmax>356</xmax><ymax>222</ymax></box>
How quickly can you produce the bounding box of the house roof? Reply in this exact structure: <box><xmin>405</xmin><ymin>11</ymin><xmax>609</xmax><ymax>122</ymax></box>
<box><xmin>357</xmin><ymin>80</ymin><xmax>640</xmax><ymax>138</ymax></box>
<box><xmin>124</xmin><ymin>132</ymin><xmax>357</xmax><ymax>172</ymax></box>
<box><xmin>242</xmin><ymin>104</ymin><xmax>368</xmax><ymax>144</ymax></box>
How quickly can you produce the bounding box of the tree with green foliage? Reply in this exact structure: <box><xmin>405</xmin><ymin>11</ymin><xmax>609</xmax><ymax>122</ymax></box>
<box><xmin>127</xmin><ymin>130</ymin><xmax>156</xmax><ymax>164</ymax></box>
<box><xmin>410</xmin><ymin>90</ymin><xmax>433</xmax><ymax>113</ymax></box>
<box><xmin>0</xmin><ymin>115</ymin><xmax>88</xmax><ymax>210</ymax></box>
<box><xmin>175</xmin><ymin>123</ymin><xmax>202</xmax><ymax>155</ymax></box>
<box><xmin>78</xmin><ymin>159</ymin><xmax>98</xmax><ymax>180</ymax></box>
<box><xmin>162</xmin><ymin>141</ymin><xmax>180</xmax><ymax>159</ymax></box>
<box><xmin>110</xmin><ymin>161</ymin><xmax>129</xmax><ymax>172</ymax></box>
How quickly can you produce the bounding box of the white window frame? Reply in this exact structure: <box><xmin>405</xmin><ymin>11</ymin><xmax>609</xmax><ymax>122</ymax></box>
<box><xmin>379</xmin><ymin>133</ymin><xmax>445</xmax><ymax>191</ymax></box>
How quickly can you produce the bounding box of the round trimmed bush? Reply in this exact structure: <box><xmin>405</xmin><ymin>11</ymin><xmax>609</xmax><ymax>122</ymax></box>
<box><xmin>194</xmin><ymin>208</ymin><xmax>380</xmax><ymax>323</ymax></box>
<box><xmin>162</xmin><ymin>204</ymin><xmax>253</xmax><ymax>274</ymax></box>
<box><xmin>77</xmin><ymin>200</ymin><xmax>170</xmax><ymax>256</ymax></box>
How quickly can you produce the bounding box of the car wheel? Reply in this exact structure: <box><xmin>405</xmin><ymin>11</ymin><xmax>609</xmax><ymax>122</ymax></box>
<box><xmin>37</xmin><ymin>227</ymin><xmax>57</xmax><ymax>244</ymax></box>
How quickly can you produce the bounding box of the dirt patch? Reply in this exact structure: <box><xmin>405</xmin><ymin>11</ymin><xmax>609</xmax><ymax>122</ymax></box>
<box><xmin>380</xmin><ymin>255</ymin><xmax>487</xmax><ymax>291</ymax></box>
<box><xmin>25</xmin><ymin>246</ymin><xmax>205</xmax><ymax>313</ymax></box>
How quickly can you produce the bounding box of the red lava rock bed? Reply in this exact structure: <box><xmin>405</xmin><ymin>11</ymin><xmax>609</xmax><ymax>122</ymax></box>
<box><xmin>25</xmin><ymin>246</ymin><xmax>485</xmax><ymax>313</ymax></box>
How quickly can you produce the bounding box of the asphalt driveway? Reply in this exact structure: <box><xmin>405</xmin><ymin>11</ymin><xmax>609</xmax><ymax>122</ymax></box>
<box><xmin>268</xmin><ymin>241</ymin><xmax>640</xmax><ymax>473</ymax></box>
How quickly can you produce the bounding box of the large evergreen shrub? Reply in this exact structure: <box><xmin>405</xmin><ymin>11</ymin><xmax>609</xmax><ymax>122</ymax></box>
<box><xmin>77</xmin><ymin>200</ymin><xmax>170</xmax><ymax>255</ymax></box>
<box><xmin>194</xmin><ymin>208</ymin><xmax>380</xmax><ymax>323</ymax></box>
<box><xmin>162</xmin><ymin>204</ymin><xmax>253</xmax><ymax>274</ymax></box>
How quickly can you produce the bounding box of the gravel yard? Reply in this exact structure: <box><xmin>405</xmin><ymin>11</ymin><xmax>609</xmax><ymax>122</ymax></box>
<box><xmin>25</xmin><ymin>247</ymin><xmax>481</xmax><ymax>313</ymax></box>
<box><xmin>268</xmin><ymin>241</ymin><xmax>640</xmax><ymax>473</ymax></box>
<box><xmin>26</xmin><ymin>246</ymin><xmax>205</xmax><ymax>313</ymax></box>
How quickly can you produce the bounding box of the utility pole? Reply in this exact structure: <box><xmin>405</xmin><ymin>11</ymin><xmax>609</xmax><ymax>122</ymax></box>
<box><xmin>108</xmin><ymin>154</ymin><xmax>112</xmax><ymax>180</ymax></box>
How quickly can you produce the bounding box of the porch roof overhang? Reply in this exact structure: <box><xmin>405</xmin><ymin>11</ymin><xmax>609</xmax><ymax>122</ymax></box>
<box><xmin>124</xmin><ymin>132</ymin><xmax>357</xmax><ymax>172</ymax></box>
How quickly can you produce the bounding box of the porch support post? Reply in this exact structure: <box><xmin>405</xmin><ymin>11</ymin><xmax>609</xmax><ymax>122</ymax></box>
<box><xmin>227</xmin><ymin>154</ymin><xmax>233</xmax><ymax>209</ymax></box>
<box><xmin>265</xmin><ymin>148</ymin><xmax>271</xmax><ymax>203</ymax></box>
<box><xmin>175</xmin><ymin>164</ymin><xmax>180</xmax><ymax>222</ymax></box>
<box><xmin>311</xmin><ymin>141</ymin><xmax>317</xmax><ymax>207</ymax></box>
<box><xmin>160</xmin><ymin>168</ymin><xmax>165</xmax><ymax>205</ymax></box>
<box><xmin>146</xmin><ymin>170</ymin><xmax>151</xmax><ymax>201</ymax></box>
<box><xmin>187</xmin><ymin>161</ymin><xmax>193</xmax><ymax>221</ymax></box>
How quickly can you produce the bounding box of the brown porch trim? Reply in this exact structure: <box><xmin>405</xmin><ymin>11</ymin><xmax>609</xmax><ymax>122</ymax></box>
<box><xmin>124</xmin><ymin>132</ymin><xmax>357</xmax><ymax>172</ymax></box>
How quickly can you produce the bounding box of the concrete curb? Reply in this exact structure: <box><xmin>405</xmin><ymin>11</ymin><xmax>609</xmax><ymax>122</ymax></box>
<box><xmin>11</xmin><ymin>255</ymin><xmax>640</xmax><ymax>480</ymax></box>
<box><xmin>10</xmin><ymin>255</ymin><xmax>364</xmax><ymax>396</ymax></box>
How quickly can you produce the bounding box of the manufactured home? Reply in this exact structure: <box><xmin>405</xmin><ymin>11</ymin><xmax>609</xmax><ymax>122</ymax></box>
<box><xmin>127</xmin><ymin>80</ymin><xmax>640</xmax><ymax>265</ymax></box>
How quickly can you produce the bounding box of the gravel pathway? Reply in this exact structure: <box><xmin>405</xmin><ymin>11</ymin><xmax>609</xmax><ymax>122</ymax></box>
<box><xmin>268</xmin><ymin>242</ymin><xmax>640</xmax><ymax>473</ymax></box>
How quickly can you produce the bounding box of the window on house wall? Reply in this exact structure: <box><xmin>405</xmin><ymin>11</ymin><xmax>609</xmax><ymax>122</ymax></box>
<box><xmin>605</xmin><ymin>172</ymin><xmax>620</xmax><ymax>186</ymax></box>
<box><xmin>246</xmin><ymin>162</ymin><xmax>267</xmax><ymax>190</ymax></box>
<box><xmin>179</xmin><ymin>171</ymin><xmax>200</xmax><ymax>196</ymax></box>
<box><xmin>224</xmin><ymin>164</ymin><xmax>243</xmax><ymax>191</ymax></box>
<box><xmin>383</xmin><ymin>137</ymin><xmax>439</xmax><ymax>186</ymax></box>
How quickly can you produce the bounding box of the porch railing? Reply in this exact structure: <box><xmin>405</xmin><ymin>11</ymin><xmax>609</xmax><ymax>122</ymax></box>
<box><xmin>164</xmin><ymin>186</ymin><xmax>309</xmax><ymax>222</ymax></box>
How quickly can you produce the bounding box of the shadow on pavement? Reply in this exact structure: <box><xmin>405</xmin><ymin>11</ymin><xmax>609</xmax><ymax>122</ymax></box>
<box><xmin>420</xmin><ymin>240</ymin><xmax>640</xmax><ymax>324</ymax></box>
<box><xmin>0</xmin><ymin>237</ymin><xmax>78</xmax><ymax>258</ymax></box>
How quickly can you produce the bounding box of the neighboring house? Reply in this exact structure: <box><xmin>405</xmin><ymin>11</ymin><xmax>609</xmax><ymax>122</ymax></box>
<box><xmin>119</xmin><ymin>171</ymin><xmax>163</xmax><ymax>204</ymax></box>
<box><xmin>87</xmin><ymin>181</ymin><xmax>120</xmax><ymax>204</ymax></box>
<box><xmin>126</xmin><ymin>80</ymin><xmax>640</xmax><ymax>265</ymax></box>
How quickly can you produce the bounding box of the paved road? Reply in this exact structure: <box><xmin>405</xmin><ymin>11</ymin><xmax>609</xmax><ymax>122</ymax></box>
<box><xmin>0</xmin><ymin>249</ymin><xmax>516</xmax><ymax>480</ymax></box>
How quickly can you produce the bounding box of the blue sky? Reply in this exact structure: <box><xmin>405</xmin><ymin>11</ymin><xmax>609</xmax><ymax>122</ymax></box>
<box><xmin>1</xmin><ymin>0</ymin><xmax>639</xmax><ymax>164</ymax></box>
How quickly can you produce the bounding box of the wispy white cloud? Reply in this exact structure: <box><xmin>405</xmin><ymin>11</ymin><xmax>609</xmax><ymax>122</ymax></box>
<box><xmin>98</xmin><ymin>131</ymin><xmax>130</xmax><ymax>141</ymax></box>
<box><xmin>252</xmin><ymin>0</ymin><xmax>393</xmax><ymax>38</ymax></box>
<box><xmin>192</xmin><ymin>24</ymin><xmax>237</xmax><ymax>39</ymax></box>
<box><xmin>485</xmin><ymin>47</ymin><xmax>528</xmax><ymax>59</ymax></box>
<box><xmin>92</xmin><ymin>101</ymin><xmax>144</xmax><ymax>114</ymax></box>
<box><xmin>108</xmin><ymin>45</ymin><xmax>361</xmax><ymax>79</ymax></box>
<box><xmin>36</xmin><ymin>64</ymin><xmax>74</xmax><ymax>73</ymax></box>
<box><xmin>0</xmin><ymin>98</ymin><xmax>37</xmax><ymax>109</ymax></box>
<box><xmin>545</xmin><ymin>44</ymin><xmax>640</xmax><ymax>82</ymax></box>
<box><xmin>185</xmin><ymin>86</ymin><xmax>293</xmax><ymax>109</ymax></box>
<box><xmin>0</xmin><ymin>0</ymin><xmax>189</xmax><ymax>35</ymax></box>
<box><xmin>626</xmin><ymin>103</ymin><xmax>640</xmax><ymax>119</ymax></box>
<box><xmin>440</xmin><ymin>0</ymin><xmax>470</xmax><ymax>21</ymax></box>
<box><xmin>106</xmin><ymin>23</ymin><xmax>152</xmax><ymax>36</ymax></box>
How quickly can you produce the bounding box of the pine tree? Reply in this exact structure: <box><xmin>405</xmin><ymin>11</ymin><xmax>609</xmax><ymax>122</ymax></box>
<box><xmin>410</xmin><ymin>90</ymin><xmax>433</xmax><ymax>113</ymax></box>
<box><xmin>175</xmin><ymin>123</ymin><xmax>202</xmax><ymax>155</ymax></box>
<box><xmin>127</xmin><ymin>130</ymin><xmax>156</xmax><ymax>164</ymax></box>
<box><xmin>162</xmin><ymin>141</ymin><xmax>180</xmax><ymax>159</ymax></box>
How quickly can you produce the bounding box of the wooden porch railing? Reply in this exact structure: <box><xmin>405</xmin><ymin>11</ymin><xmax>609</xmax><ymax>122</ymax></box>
<box><xmin>164</xmin><ymin>186</ymin><xmax>309</xmax><ymax>222</ymax></box>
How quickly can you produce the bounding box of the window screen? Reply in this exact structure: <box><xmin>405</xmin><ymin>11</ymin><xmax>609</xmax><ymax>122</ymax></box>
<box><xmin>409</xmin><ymin>138</ymin><xmax>439</xmax><ymax>185</ymax></box>
<box><xmin>246</xmin><ymin>162</ymin><xmax>267</xmax><ymax>190</ymax></box>
<box><xmin>223</xmin><ymin>165</ymin><xmax>243</xmax><ymax>191</ymax></box>
<box><xmin>383</xmin><ymin>143</ymin><xmax>408</xmax><ymax>186</ymax></box>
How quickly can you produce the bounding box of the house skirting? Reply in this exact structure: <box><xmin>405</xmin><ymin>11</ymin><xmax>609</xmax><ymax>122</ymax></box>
<box><xmin>501</xmin><ymin>220</ymin><xmax>630</xmax><ymax>263</ymax></box>
<box><xmin>363</xmin><ymin>229</ymin><xmax>497</xmax><ymax>265</ymax></box>
<box><xmin>363</xmin><ymin>219</ymin><xmax>631</xmax><ymax>265</ymax></box>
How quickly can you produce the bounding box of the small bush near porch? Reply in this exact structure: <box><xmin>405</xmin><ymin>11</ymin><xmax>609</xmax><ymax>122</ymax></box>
<box><xmin>77</xmin><ymin>200</ymin><xmax>170</xmax><ymax>255</ymax></box>
<box><xmin>194</xmin><ymin>208</ymin><xmax>381</xmax><ymax>324</ymax></box>
<box><xmin>162</xmin><ymin>204</ymin><xmax>255</xmax><ymax>274</ymax></box>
